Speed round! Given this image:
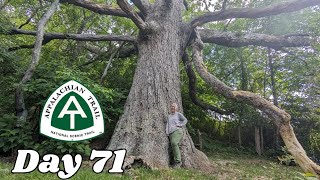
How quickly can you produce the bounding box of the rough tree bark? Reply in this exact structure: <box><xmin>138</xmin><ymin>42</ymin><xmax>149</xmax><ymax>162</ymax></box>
<box><xmin>191</xmin><ymin>33</ymin><xmax>320</xmax><ymax>175</ymax></box>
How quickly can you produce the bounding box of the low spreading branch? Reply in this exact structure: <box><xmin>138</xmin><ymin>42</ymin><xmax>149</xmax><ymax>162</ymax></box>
<box><xmin>192</xmin><ymin>29</ymin><xmax>320</xmax><ymax>176</ymax></box>
<box><xmin>182</xmin><ymin>52</ymin><xmax>230</xmax><ymax>115</ymax></box>
<box><xmin>117</xmin><ymin>0</ymin><xmax>146</xmax><ymax>29</ymax></box>
<box><xmin>190</xmin><ymin>0</ymin><xmax>320</xmax><ymax>27</ymax></box>
<box><xmin>199</xmin><ymin>29</ymin><xmax>312</xmax><ymax>49</ymax></box>
<box><xmin>60</xmin><ymin>0</ymin><xmax>128</xmax><ymax>18</ymax></box>
<box><xmin>7</xmin><ymin>28</ymin><xmax>136</xmax><ymax>42</ymax></box>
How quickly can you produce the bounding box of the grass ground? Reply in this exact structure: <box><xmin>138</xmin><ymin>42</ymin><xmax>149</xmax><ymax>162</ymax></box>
<box><xmin>0</xmin><ymin>140</ymin><xmax>309</xmax><ymax>179</ymax></box>
<box><xmin>0</xmin><ymin>154</ymin><xmax>303</xmax><ymax>180</ymax></box>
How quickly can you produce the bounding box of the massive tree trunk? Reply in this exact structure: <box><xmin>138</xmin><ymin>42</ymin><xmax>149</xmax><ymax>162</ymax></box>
<box><xmin>106</xmin><ymin>1</ymin><xmax>212</xmax><ymax>171</ymax></box>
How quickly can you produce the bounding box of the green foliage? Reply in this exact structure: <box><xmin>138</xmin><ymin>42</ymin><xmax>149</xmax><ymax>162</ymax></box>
<box><xmin>0</xmin><ymin>114</ymin><xmax>91</xmax><ymax>156</ymax></box>
<box><xmin>310</xmin><ymin>129</ymin><xmax>320</xmax><ymax>158</ymax></box>
<box><xmin>0</xmin><ymin>0</ymin><xmax>130</xmax><ymax>156</ymax></box>
<box><xmin>33</xmin><ymin>140</ymin><xmax>91</xmax><ymax>156</ymax></box>
<box><xmin>0</xmin><ymin>114</ymin><xmax>34</xmax><ymax>153</ymax></box>
<box><xmin>0</xmin><ymin>14</ymin><xmax>14</xmax><ymax>34</ymax></box>
<box><xmin>0</xmin><ymin>61</ymin><xmax>126</xmax><ymax>155</ymax></box>
<box><xmin>0</xmin><ymin>46</ymin><xmax>17</xmax><ymax>115</ymax></box>
<box><xmin>277</xmin><ymin>146</ymin><xmax>296</xmax><ymax>166</ymax></box>
<box><xmin>0</xmin><ymin>34</ymin><xmax>127</xmax><ymax>156</ymax></box>
<box><xmin>201</xmin><ymin>132</ymin><xmax>256</xmax><ymax>158</ymax></box>
<box><xmin>22</xmin><ymin>59</ymin><xmax>126</xmax><ymax>122</ymax></box>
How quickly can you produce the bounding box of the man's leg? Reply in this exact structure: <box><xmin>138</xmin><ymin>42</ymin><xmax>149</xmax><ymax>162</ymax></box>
<box><xmin>169</xmin><ymin>129</ymin><xmax>183</xmax><ymax>164</ymax></box>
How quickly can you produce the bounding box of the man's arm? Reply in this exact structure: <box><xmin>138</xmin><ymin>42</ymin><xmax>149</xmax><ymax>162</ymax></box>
<box><xmin>177</xmin><ymin>113</ymin><xmax>188</xmax><ymax>127</ymax></box>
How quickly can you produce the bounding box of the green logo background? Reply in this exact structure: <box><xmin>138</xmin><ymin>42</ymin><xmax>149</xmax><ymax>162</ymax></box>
<box><xmin>51</xmin><ymin>91</ymin><xmax>93</xmax><ymax>131</ymax></box>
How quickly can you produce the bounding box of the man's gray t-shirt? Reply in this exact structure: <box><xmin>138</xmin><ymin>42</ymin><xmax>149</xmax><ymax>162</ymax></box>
<box><xmin>166</xmin><ymin>112</ymin><xmax>188</xmax><ymax>135</ymax></box>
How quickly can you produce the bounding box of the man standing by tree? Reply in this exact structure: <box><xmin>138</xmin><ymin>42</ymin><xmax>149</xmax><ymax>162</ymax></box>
<box><xmin>166</xmin><ymin>103</ymin><xmax>188</xmax><ymax>168</ymax></box>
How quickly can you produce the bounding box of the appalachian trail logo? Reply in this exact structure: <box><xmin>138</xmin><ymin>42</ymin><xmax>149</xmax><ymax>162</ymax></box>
<box><xmin>40</xmin><ymin>80</ymin><xmax>104</xmax><ymax>141</ymax></box>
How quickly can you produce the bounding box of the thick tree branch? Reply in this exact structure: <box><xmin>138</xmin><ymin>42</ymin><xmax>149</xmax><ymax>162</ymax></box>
<box><xmin>199</xmin><ymin>29</ymin><xmax>312</xmax><ymax>49</ymax></box>
<box><xmin>7</xmin><ymin>28</ymin><xmax>136</xmax><ymax>42</ymax></box>
<box><xmin>283</xmin><ymin>33</ymin><xmax>310</xmax><ymax>38</ymax></box>
<box><xmin>191</xmin><ymin>29</ymin><xmax>320</xmax><ymax>176</ymax></box>
<box><xmin>9</xmin><ymin>44</ymin><xmax>35</xmax><ymax>51</ymax></box>
<box><xmin>182</xmin><ymin>52</ymin><xmax>230</xmax><ymax>115</ymax></box>
<box><xmin>190</xmin><ymin>0</ymin><xmax>320</xmax><ymax>27</ymax></box>
<box><xmin>60</xmin><ymin>0</ymin><xmax>128</xmax><ymax>18</ymax></box>
<box><xmin>131</xmin><ymin>0</ymin><xmax>150</xmax><ymax>16</ymax></box>
<box><xmin>8</xmin><ymin>39</ymin><xmax>52</xmax><ymax>51</ymax></box>
<box><xmin>79</xmin><ymin>44</ymin><xmax>137</xmax><ymax>67</ymax></box>
<box><xmin>193</xmin><ymin>32</ymin><xmax>289</xmax><ymax>124</ymax></box>
<box><xmin>117</xmin><ymin>0</ymin><xmax>146</xmax><ymax>29</ymax></box>
<box><xmin>16</xmin><ymin>0</ymin><xmax>60</xmax><ymax>122</ymax></box>
<box><xmin>20</xmin><ymin>2</ymin><xmax>59</xmax><ymax>83</ymax></box>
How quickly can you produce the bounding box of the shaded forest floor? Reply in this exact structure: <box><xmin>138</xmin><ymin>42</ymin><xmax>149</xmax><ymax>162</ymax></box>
<box><xmin>0</xmin><ymin>139</ymin><xmax>306</xmax><ymax>180</ymax></box>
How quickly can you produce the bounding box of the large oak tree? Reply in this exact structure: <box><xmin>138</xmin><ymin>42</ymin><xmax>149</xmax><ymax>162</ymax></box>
<box><xmin>5</xmin><ymin>0</ymin><xmax>320</xmax><ymax>175</ymax></box>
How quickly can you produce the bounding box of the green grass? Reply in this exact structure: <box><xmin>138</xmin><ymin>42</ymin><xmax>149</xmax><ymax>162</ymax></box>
<box><xmin>0</xmin><ymin>162</ymin><xmax>217</xmax><ymax>180</ymax></box>
<box><xmin>0</xmin><ymin>153</ymin><xmax>304</xmax><ymax>180</ymax></box>
<box><xmin>208</xmin><ymin>153</ymin><xmax>302</xmax><ymax>179</ymax></box>
<box><xmin>0</xmin><ymin>140</ymin><xmax>306</xmax><ymax>180</ymax></box>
